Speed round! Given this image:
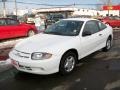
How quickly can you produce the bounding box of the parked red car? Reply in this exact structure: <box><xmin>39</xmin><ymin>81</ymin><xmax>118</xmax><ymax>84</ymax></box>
<box><xmin>101</xmin><ymin>16</ymin><xmax>120</xmax><ymax>28</ymax></box>
<box><xmin>0</xmin><ymin>18</ymin><xmax>38</xmax><ymax>40</ymax></box>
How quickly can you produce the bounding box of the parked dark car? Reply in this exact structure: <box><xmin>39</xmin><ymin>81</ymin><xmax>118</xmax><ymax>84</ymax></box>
<box><xmin>46</xmin><ymin>14</ymin><xmax>64</xmax><ymax>25</ymax></box>
<box><xmin>0</xmin><ymin>18</ymin><xmax>38</xmax><ymax>40</ymax></box>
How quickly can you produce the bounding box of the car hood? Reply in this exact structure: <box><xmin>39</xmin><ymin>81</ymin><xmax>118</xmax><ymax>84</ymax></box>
<box><xmin>14</xmin><ymin>33</ymin><xmax>76</xmax><ymax>53</ymax></box>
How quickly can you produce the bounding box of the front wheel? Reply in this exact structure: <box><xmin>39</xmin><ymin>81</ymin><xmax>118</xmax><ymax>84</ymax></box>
<box><xmin>102</xmin><ymin>38</ymin><xmax>112</xmax><ymax>52</ymax></box>
<box><xmin>27</xmin><ymin>30</ymin><xmax>35</xmax><ymax>37</ymax></box>
<box><xmin>59</xmin><ymin>52</ymin><xmax>77</xmax><ymax>75</ymax></box>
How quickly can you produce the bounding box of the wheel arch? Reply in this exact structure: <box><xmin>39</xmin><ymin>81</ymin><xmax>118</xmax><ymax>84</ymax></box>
<box><xmin>27</xmin><ymin>29</ymin><xmax>36</xmax><ymax>37</ymax></box>
<box><xmin>61</xmin><ymin>48</ymin><xmax>79</xmax><ymax>62</ymax></box>
<box><xmin>108</xmin><ymin>34</ymin><xmax>112</xmax><ymax>40</ymax></box>
<box><xmin>59</xmin><ymin>48</ymin><xmax>79</xmax><ymax>75</ymax></box>
<box><xmin>26</xmin><ymin>25</ymin><xmax>38</xmax><ymax>35</ymax></box>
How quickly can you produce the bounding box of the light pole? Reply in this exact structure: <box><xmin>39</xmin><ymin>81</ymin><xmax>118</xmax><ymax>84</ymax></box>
<box><xmin>14</xmin><ymin>0</ymin><xmax>17</xmax><ymax>16</ymax></box>
<box><xmin>107</xmin><ymin>0</ymin><xmax>112</xmax><ymax>16</ymax></box>
<box><xmin>2</xmin><ymin>0</ymin><xmax>7</xmax><ymax>17</ymax></box>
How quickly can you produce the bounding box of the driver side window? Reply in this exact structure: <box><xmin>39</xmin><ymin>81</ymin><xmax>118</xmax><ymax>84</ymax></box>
<box><xmin>98</xmin><ymin>21</ymin><xmax>107</xmax><ymax>30</ymax></box>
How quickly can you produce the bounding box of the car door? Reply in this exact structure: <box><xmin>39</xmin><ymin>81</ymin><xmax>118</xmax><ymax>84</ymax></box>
<box><xmin>97</xmin><ymin>21</ymin><xmax>108</xmax><ymax>48</ymax></box>
<box><xmin>115</xmin><ymin>17</ymin><xmax>120</xmax><ymax>27</ymax></box>
<box><xmin>118</xmin><ymin>19</ymin><xmax>120</xmax><ymax>27</ymax></box>
<box><xmin>0</xmin><ymin>19</ymin><xmax>11</xmax><ymax>40</ymax></box>
<box><xmin>110</xmin><ymin>17</ymin><xmax>119</xmax><ymax>27</ymax></box>
<box><xmin>6</xmin><ymin>19</ymin><xmax>19</xmax><ymax>38</ymax></box>
<box><xmin>6</xmin><ymin>19</ymin><xmax>27</xmax><ymax>38</ymax></box>
<box><xmin>80</xmin><ymin>20</ymin><xmax>102</xmax><ymax>58</ymax></box>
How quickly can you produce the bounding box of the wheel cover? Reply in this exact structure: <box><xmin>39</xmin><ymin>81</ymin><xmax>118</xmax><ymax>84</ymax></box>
<box><xmin>28</xmin><ymin>31</ymin><xmax>34</xmax><ymax>36</ymax></box>
<box><xmin>107</xmin><ymin>39</ymin><xmax>111</xmax><ymax>50</ymax></box>
<box><xmin>64</xmin><ymin>56</ymin><xmax>75</xmax><ymax>72</ymax></box>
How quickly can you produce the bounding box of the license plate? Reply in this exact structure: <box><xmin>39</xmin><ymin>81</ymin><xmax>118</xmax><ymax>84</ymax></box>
<box><xmin>11</xmin><ymin>59</ymin><xmax>19</xmax><ymax>67</ymax></box>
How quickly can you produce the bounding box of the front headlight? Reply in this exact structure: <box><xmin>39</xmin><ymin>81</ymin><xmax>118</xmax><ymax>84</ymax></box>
<box><xmin>31</xmin><ymin>52</ymin><xmax>52</xmax><ymax>60</ymax></box>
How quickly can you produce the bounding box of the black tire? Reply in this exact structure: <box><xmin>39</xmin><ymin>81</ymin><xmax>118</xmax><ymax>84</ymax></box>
<box><xmin>102</xmin><ymin>37</ymin><xmax>112</xmax><ymax>52</ymax></box>
<box><xmin>27</xmin><ymin>30</ymin><xmax>35</xmax><ymax>37</ymax></box>
<box><xmin>59</xmin><ymin>51</ymin><xmax>77</xmax><ymax>75</ymax></box>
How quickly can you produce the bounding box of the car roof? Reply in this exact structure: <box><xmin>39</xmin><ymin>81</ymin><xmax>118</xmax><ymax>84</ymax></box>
<box><xmin>0</xmin><ymin>18</ymin><xmax>17</xmax><ymax>21</ymax></box>
<box><xmin>63</xmin><ymin>18</ymin><xmax>97</xmax><ymax>22</ymax></box>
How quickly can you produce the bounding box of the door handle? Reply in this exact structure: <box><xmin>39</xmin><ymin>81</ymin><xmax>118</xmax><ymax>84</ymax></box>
<box><xmin>99</xmin><ymin>34</ymin><xmax>102</xmax><ymax>36</ymax></box>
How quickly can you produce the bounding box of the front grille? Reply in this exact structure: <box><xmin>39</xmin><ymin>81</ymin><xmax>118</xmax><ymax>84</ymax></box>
<box><xmin>13</xmin><ymin>49</ymin><xmax>30</xmax><ymax>58</ymax></box>
<box><xmin>19</xmin><ymin>65</ymin><xmax>32</xmax><ymax>70</ymax></box>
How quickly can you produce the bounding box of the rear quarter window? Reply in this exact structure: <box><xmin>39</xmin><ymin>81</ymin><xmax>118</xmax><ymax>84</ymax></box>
<box><xmin>83</xmin><ymin>20</ymin><xmax>100</xmax><ymax>34</ymax></box>
<box><xmin>98</xmin><ymin>21</ymin><xmax>107</xmax><ymax>30</ymax></box>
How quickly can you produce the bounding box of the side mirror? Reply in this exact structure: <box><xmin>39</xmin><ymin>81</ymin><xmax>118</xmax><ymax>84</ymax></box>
<box><xmin>82</xmin><ymin>31</ymin><xmax>92</xmax><ymax>37</ymax></box>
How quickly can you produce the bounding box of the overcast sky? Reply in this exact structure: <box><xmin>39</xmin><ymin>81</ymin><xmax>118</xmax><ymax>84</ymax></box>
<box><xmin>0</xmin><ymin>0</ymin><xmax>120</xmax><ymax>14</ymax></box>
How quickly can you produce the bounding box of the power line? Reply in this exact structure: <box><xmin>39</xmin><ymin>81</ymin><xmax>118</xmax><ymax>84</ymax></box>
<box><xmin>2</xmin><ymin>1</ymin><xmax>104</xmax><ymax>6</ymax></box>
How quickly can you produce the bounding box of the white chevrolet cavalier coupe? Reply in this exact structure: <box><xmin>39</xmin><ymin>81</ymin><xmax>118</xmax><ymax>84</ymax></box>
<box><xmin>9</xmin><ymin>18</ymin><xmax>113</xmax><ymax>75</ymax></box>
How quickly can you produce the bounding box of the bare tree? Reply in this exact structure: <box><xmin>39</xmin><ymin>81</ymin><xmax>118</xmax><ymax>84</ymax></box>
<box><xmin>2</xmin><ymin>0</ymin><xmax>7</xmax><ymax>17</ymax></box>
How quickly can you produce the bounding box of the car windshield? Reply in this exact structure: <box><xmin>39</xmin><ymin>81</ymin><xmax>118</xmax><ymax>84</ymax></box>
<box><xmin>44</xmin><ymin>20</ymin><xmax>84</xmax><ymax>36</ymax></box>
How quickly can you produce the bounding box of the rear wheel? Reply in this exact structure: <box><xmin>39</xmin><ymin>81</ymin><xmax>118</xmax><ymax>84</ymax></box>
<box><xmin>27</xmin><ymin>30</ymin><xmax>35</xmax><ymax>37</ymax></box>
<box><xmin>59</xmin><ymin>51</ymin><xmax>77</xmax><ymax>75</ymax></box>
<box><xmin>102</xmin><ymin>37</ymin><xmax>112</xmax><ymax>52</ymax></box>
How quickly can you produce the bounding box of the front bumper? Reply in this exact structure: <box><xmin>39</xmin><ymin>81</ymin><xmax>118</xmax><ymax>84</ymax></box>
<box><xmin>9</xmin><ymin>51</ymin><xmax>61</xmax><ymax>75</ymax></box>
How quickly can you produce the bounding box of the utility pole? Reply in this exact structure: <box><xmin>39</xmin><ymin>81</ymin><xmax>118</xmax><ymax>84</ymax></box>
<box><xmin>15</xmin><ymin>0</ymin><xmax>17</xmax><ymax>16</ymax></box>
<box><xmin>2</xmin><ymin>0</ymin><xmax>7</xmax><ymax>17</ymax></box>
<box><xmin>108</xmin><ymin>0</ymin><xmax>111</xmax><ymax>16</ymax></box>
